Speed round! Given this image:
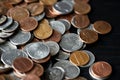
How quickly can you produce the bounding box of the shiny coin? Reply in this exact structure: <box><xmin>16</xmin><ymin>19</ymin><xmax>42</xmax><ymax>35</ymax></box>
<box><xmin>46</xmin><ymin>41</ymin><xmax>59</xmax><ymax>56</ymax></box>
<box><xmin>27</xmin><ymin>2</ymin><xmax>44</xmax><ymax>16</ymax></box>
<box><xmin>57</xmin><ymin>19</ymin><xmax>71</xmax><ymax>31</ymax></box>
<box><xmin>26</xmin><ymin>42</ymin><xmax>50</xmax><ymax>60</ymax></box>
<box><xmin>71</xmin><ymin>15</ymin><xmax>90</xmax><ymax>29</ymax></box>
<box><xmin>0</xmin><ymin>17</ymin><xmax>13</xmax><ymax>30</ymax></box>
<box><xmin>74</xmin><ymin>2</ymin><xmax>91</xmax><ymax>15</ymax></box>
<box><xmin>69</xmin><ymin>50</ymin><xmax>90</xmax><ymax>66</ymax></box>
<box><xmin>93</xmin><ymin>21</ymin><xmax>112</xmax><ymax>34</ymax></box>
<box><xmin>13</xmin><ymin>57</ymin><xmax>34</xmax><ymax>73</ymax></box>
<box><xmin>44</xmin><ymin>30</ymin><xmax>62</xmax><ymax>43</ymax></box>
<box><xmin>50</xmin><ymin>21</ymin><xmax>66</xmax><ymax>34</ymax></box>
<box><xmin>24</xmin><ymin>0</ymin><xmax>38</xmax><ymax>3</ymax></box>
<box><xmin>1</xmin><ymin>49</ymin><xmax>28</xmax><ymax>67</ymax></box>
<box><xmin>22</xmin><ymin>74</ymin><xmax>40</xmax><ymax>80</ymax></box>
<box><xmin>0</xmin><ymin>15</ymin><xmax>7</xmax><ymax>25</ymax></box>
<box><xmin>79</xmin><ymin>29</ymin><xmax>98</xmax><ymax>44</ymax></box>
<box><xmin>33</xmin><ymin>19</ymin><xmax>53</xmax><ymax>39</ymax></box>
<box><xmin>53</xmin><ymin>1</ymin><xmax>73</xmax><ymax>15</ymax></box>
<box><xmin>45</xmin><ymin>67</ymin><xmax>65</xmax><ymax>80</ymax></box>
<box><xmin>0</xmin><ymin>38</ymin><xmax>6</xmax><ymax>44</ymax></box>
<box><xmin>41</xmin><ymin>0</ymin><xmax>57</xmax><ymax>6</ymax></box>
<box><xmin>20</xmin><ymin>17</ymin><xmax>38</xmax><ymax>32</ymax></box>
<box><xmin>10</xmin><ymin>7</ymin><xmax>29</xmax><ymax>22</ymax></box>
<box><xmin>2</xmin><ymin>21</ymin><xmax>19</xmax><ymax>33</ymax></box>
<box><xmin>0</xmin><ymin>32</ymin><xmax>14</xmax><ymax>38</ymax></box>
<box><xmin>9</xmin><ymin>30</ymin><xmax>31</xmax><ymax>45</ymax></box>
<box><xmin>60</xmin><ymin>33</ymin><xmax>83</xmax><ymax>52</ymax></box>
<box><xmin>33</xmin><ymin>12</ymin><xmax>45</xmax><ymax>21</ymax></box>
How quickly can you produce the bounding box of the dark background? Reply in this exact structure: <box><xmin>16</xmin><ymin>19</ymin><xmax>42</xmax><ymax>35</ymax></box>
<box><xmin>78</xmin><ymin>0</ymin><xmax>120</xmax><ymax>80</ymax></box>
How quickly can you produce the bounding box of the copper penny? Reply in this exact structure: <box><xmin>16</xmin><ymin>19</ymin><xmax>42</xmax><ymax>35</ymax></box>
<box><xmin>69</xmin><ymin>50</ymin><xmax>90</xmax><ymax>66</ymax></box>
<box><xmin>27</xmin><ymin>2</ymin><xmax>44</xmax><ymax>16</ymax></box>
<box><xmin>0</xmin><ymin>75</ymin><xmax>5</xmax><ymax>80</ymax></box>
<box><xmin>44</xmin><ymin>30</ymin><xmax>62</xmax><ymax>43</ymax></box>
<box><xmin>20</xmin><ymin>17</ymin><xmax>38</xmax><ymax>32</ymax></box>
<box><xmin>22</xmin><ymin>74</ymin><xmax>40</xmax><ymax>80</ymax></box>
<box><xmin>33</xmin><ymin>19</ymin><xmax>53</xmax><ymax>40</ymax></box>
<box><xmin>24</xmin><ymin>0</ymin><xmax>38</xmax><ymax>3</ymax></box>
<box><xmin>93</xmin><ymin>21</ymin><xmax>112</xmax><ymax>34</ymax></box>
<box><xmin>0</xmin><ymin>2</ymin><xmax>10</xmax><ymax>15</ymax></box>
<box><xmin>10</xmin><ymin>6</ymin><xmax>29</xmax><ymax>22</ymax></box>
<box><xmin>41</xmin><ymin>0</ymin><xmax>57</xmax><ymax>6</ymax></box>
<box><xmin>74</xmin><ymin>2</ymin><xmax>91</xmax><ymax>15</ymax></box>
<box><xmin>71</xmin><ymin>15</ymin><xmax>90</xmax><ymax>28</ymax></box>
<box><xmin>79</xmin><ymin>29</ymin><xmax>98</xmax><ymax>44</ymax></box>
<box><xmin>26</xmin><ymin>64</ymin><xmax>44</xmax><ymax>77</ymax></box>
<box><xmin>91</xmin><ymin>61</ymin><xmax>112</xmax><ymax>78</ymax></box>
<box><xmin>13</xmin><ymin>57</ymin><xmax>34</xmax><ymax>73</ymax></box>
<box><xmin>6</xmin><ymin>8</ymin><xmax>15</xmax><ymax>17</ymax></box>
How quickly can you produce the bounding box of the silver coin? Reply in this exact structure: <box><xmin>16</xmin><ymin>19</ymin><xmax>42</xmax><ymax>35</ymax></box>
<box><xmin>45</xmin><ymin>67</ymin><xmax>65</xmax><ymax>80</ymax></box>
<box><xmin>1</xmin><ymin>49</ymin><xmax>28</xmax><ymax>67</ymax></box>
<box><xmin>9</xmin><ymin>30</ymin><xmax>32</xmax><ymax>45</ymax></box>
<box><xmin>56</xmin><ymin>50</ymin><xmax>70</xmax><ymax>60</ymax></box>
<box><xmin>61</xmin><ymin>0</ymin><xmax>75</xmax><ymax>7</ymax></box>
<box><xmin>50</xmin><ymin>21</ymin><xmax>66</xmax><ymax>34</ymax></box>
<box><xmin>77</xmin><ymin>24</ymin><xmax>94</xmax><ymax>34</ymax></box>
<box><xmin>57</xmin><ymin>19</ymin><xmax>71</xmax><ymax>31</ymax></box>
<box><xmin>0</xmin><ymin>17</ymin><xmax>13</xmax><ymax>30</ymax></box>
<box><xmin>2</xmin><ymin>21</ymin><xmax>19</xmax><ymax>33</ymax></box>
<box><xmin>46</xmin><ymin>41</ymin><xmax>60</xmax><ymax>56</ymax></box>
<box><xmin>0</xmin><ymin>38</ymin><xmax>6</xmax><ymax>44</ymax></box>
<box><xmin>33</xmin><ymin>12</ymin><xmax>45</xmax><ymax>21</ymax></box>
<box><xmin>59</xmin><ymin>33</ymin><xmax>83</xmax><ymax>52</ymax></box>
<box><xmin>81</xmin><ymin>50</ymin><xmax>95</xmax><ymax>67</ymax></box>
<box><xmin>23</xmin><ymin>42</ymin><xmax>34</xmax><ymax>53</ymax></box>
<box><xmin>53</xmin><ymin>1</ymin><xmax>73</xmax><ymax>15</ymax></box>
<box><xmin>0</xmin><ymin>32</ymin><xmax>14</xmax><ymax>38</ymax></box>
<box><xmin>0</xmin><ymin>15</ymin><xmax>7</xmax><ymax>25</ymax></box>
<box><xmin>26</xmin><ymin>42</ymin><xmax>50</xmax><ymax>60</ymax></box>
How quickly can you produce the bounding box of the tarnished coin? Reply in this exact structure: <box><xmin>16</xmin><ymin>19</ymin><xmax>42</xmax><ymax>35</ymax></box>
<box><xmin>71</xmin><ymin>15</ymin><xmax>90</xmax><ymax>29</ymax></box>
<box><xmin>33</xmin><ymin>19</ymin><xmax>53</xmax><ymax>39</ymax></box>
<box><xmin>93</xmin><ymin>21</ymin><xmax>112</xmax><ymax>34</ymax></box>
<box><xmin>0</xmin><ymin>15</ymin><xmax>7</xmax><ymax>25</ymax></box>
<box><xmin>27</xmin><ymin>2</ymin><xmax>44</xmax><ymax>16</ymax></box>
<box><xmin>70</xmin><ymin>50</ymin><xmax>90</xmax><ymax>66</ymax></box>
<box><xmin>74</xmin><ymin>2</ymin><xmax>91</xmax><ymax>15</ymax></box>
<box><xmin>60</xmin><ymin>33</ymin><xmax>83</xmax><ymax>52</ymax></box>
<box><xmin>10</xmin><ymin>7</ymin><xmax>29</xmax><ymax>22</ymax></box>
<box><xmin>22</xmin><ymin>74</ymin><xmax>40</xmax><ymax>80</ymax></box>
<box><xmin>2</xmin><ymin>21</ymin><xmax>19</xmax><ymax>33</ymax></box>
<box><xmin>53</xmin><ymin>1</ymin><xmax>73</xmax><ymax>15</ymax></box>
<box><xmin>44</xmin><ymin>30</ymin><xmax>62</xmax><ymax>43</ymax></box>
<box><xmin>24</xmin><ymin>0</ymin><xmax>38</xmax><ymax>3</ymax></box>
<box><xmin>1</xmin><ymin>49</ymin><xmax>28</xmax><ymax>67</ymax></box>
<box><xmin>79</xmin><ymin>29</ymin><xmax>98</xmax><ymax>44</ymax></box>
<box><xmin>20</xmin><ymin>17</ymin><xmax>38</xmax><ymax>32</ymax></box>
<box><xmin>41</xmin><ymin>0</ymin><xmax>57</xmax><ymax>5</ymax></box>
<box><xmin>0</xmin><ymin>17</ymin><xmax>13</xmax><ymax>30</ymax></box>
<box><xmin>9</xmin><ymin>30</ymin><xmax>31</xmax><ymax>45</ymax></box>
<box><xmin>26</xmin><ymin>42</ymin><xmax>50</xmax><ymax>60</ymax></box>
<box><xmin>13</xmin><ymin>57</ymin><xmax>34</xmax><ymax>73</ymax></box>
<box><xmin>46</xmin><ymin>41</ymin><xmax>59</xmax><ymax>56</ymax></box>
<box><xmin>33</xmin><ymin>12</ymin><xmax>45</xmax><ymax>21</ymax></box>
<box><xmin>50</xmin><ymin>21</ymin><xmax>66</xmax><ymax>34</ymax></box>
<box><xmin>0</xmin><ymin>32</ymin><xmax>14</xmax><ymax>38</ymax></box>
<box><xmin>57</xmin><ymin>19</ymin><xmax>71</xmax><ymax>31</ymax></box>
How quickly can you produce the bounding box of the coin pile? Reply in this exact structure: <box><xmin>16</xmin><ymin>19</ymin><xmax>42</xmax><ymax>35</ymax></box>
<box><xmin>0</xmin><ymin>0</ymin><xmax>113</xmax><ymax>80</ymax></box>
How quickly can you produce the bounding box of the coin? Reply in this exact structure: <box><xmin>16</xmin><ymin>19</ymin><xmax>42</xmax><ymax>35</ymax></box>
<box><xmin>27</xmin><ymin>2</ymin><xmax>44</xmax><ymax>16</ymax></box>
<box><xmin>26</xmin><ymin>42</ymin><xmax>50</xmax><ymax>60</ymax></box>
<box><xmin>69</xmin><ymin>50</ymin><xmax>90</xmax><ymax>66</ymax></box>
<box><xmin>44</xmin><ymin>30</ymin><xmax>62</xmax><ymax>43</ymax></box>
<box><xmin>33</xmin><ymin>12</ymin><xmax>45</xmax><ymax>21</ymax></box>
<box><xmin>74</xmin><ymin>2</ymin><xmax>91</xmax><ymax>15</ymax></box>
<box><xmin>61</xmin><ymin>0</ymin><xmax>75</xmax><ymax>7</ymax></box>
<box><xmin>41</xmin><ymin>0</ymin><xmax>57</xmax><ymax>6</ymax></box>
<box><xmin>71</xmin><ymin>15</ymin><xmax>90</xmax><ymax>29</ymax></box>
<box><xmin>22</xmin><ymin>74</ymin><xmax>40</xmax><ymax>80</ymax></box>
<box><xmin>60</xmin><ymin>33</ymin><xmax>83</xmax><ymax>52</ymax></box>
<box><xmin>93</xmin><ymin>21</ymin><xmax>112</xmax><ymax>34</ymax></box>
<box><xmin>1</xmin><ymin>49</ymin><xmax>28</xmax><ymax>67</ymax></box>
<box><xmin>24</xmin><ymin>0</ymin><xmax>38</xmax><ymax>3</ymax></box>
<box><xmin>9</xmin><ymin>0</ymin><xmax>23</xmax><ymax>5</ymax></box>
<box><xmin>20</xmin><ymin>17</ymin><xmax>38</xmax><ymax>32</ymax></box>
<box><xmin>0</xmin><ymin>17</ymin><xmax>13</xmax><ymax>30</ymax></box>
<box><xmin>26</xmin><ymin>63</ymin><xmax>44</xmax><ymax>77</ymax></box>
<box><xmin>79</xmin><ymin>29</ymin><xmax>98</xmax><ymax>44</ymax></box>
<box><xmin>50</xmin><ymin>21</ymin><xmax>66</xmax><ymax>34</ymax></box>
<box><xmin>10</xmin><ymin>7</ymin><xmax>29</xmax><ymax>22</ymax></box>
<box><xmin>45</xmin><ymin>41</ymin><xmax>60</xmax><ymax>56</ymax></box>
<box><xmin>0</xmin><ymin>15</ymin><xmax>7</xmax><ymax>25</ymax></box>
<box><xmin>13</xmin><ymin>57</ymin><xmax>34</xmax><ymax>73</ymax></box>
<box><xmin>33</xmin><ymin>19</ymin><xmax>53</xmax><ymax>39</ymax></box>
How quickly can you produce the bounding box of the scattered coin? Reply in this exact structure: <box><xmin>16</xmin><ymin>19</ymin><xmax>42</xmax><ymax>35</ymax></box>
<box><xmin>0</xmin><ymin>15</ymin><xmax>7</xmax><ymax>25</ymax></box>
